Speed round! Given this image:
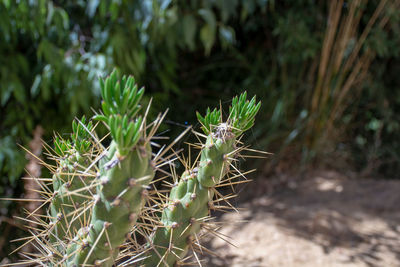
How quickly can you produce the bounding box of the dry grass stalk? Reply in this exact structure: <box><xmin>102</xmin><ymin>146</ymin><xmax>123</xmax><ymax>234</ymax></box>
<box><xmin>307</xmin><ymin>0</ymin><xmax>396</xmax><ymax>151</ymax></box>
<box><xmin>21</xmin><ymin>125</ymin><xmax>44</xmax><ymax>254</ymax></box>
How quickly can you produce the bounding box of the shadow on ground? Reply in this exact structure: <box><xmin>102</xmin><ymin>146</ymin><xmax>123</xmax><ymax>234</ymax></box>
<box><xmin>203</xmin><ymin>170</ymin><xmax>400</xmax><ymax>267</ymax></box>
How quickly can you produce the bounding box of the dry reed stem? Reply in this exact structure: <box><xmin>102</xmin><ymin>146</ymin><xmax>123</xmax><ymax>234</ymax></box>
<box><xmin>21</xmin><ymin>126</ymin><xmax>44</xmax><ymax>254</ymax></box>
<box><xmin>307</xmin><ymin>0</ymin><xmax>395</xmax><ymax>150</ymax></box>
<box><xmin>311</xmin><ymin>0</ymin><xmax>344</xmax><ymax>114</ymax></box>
<box><xmin>320</xmin><ymin>0</ymin><xmax>364</xmax><ymax>111</ymax></box>
<box><xmin>342</xmin><ymin>0</ymin><xmax>388</xmax><ymax>74</ymax></box>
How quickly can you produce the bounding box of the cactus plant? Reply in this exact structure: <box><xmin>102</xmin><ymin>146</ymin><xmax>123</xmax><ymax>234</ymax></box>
<box><xmin>143</xmin><ymin>93</ymin><xmax>260</xmax><ymax>266</ymax></box>
<box><xmin>63</xmin><ymin>73</ymin><xmax>151</xmax><ymax>266</ymax></box>
<box><xmin>49</xmin><ymin>116</ymin><xmax>95</xmax><ymax>249</ymax></box>
<box><xmin>14</xmin><ymin>71</ymin><xmax>262</xmax><ymax>267</ymax></box>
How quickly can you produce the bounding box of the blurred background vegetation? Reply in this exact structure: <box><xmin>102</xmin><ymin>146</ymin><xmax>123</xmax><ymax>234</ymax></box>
<box><xmin>0</xmin><ymin>0</ymin><xmax>399</xmax><ymax>261</ymax></box>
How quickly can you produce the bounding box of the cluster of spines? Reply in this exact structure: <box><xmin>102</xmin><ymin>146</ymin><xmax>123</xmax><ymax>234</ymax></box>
<box><xmin>6</xmin><ymin>116</ymin><xmax>100</xmax><ymax>266</ymax></box>
<box><xmin>12</xmin><ymin>71</ymin><xmax>159</xmax><ymax>266</ymax></box>
<box><xmin>143</xmin><ymin>93</ymin><xmax>261</xmax><ymax>266</ymax></box>
<box><xmin>63</xmin><ymin>71</ymin><xmax>157</xmax><ymax>266</ymax></box>
<box><xmin>13</xmin><ymin>71</ymin><xmax>262</xmax><ymax>267</ymax></box>
<box><xmin>49</xmin><ymin>116</ymin><xmax>97</xmax><ymax>254</ymax></box>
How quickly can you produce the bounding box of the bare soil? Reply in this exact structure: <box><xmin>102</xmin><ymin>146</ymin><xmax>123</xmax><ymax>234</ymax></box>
<box><xmin>203</xmin><ymin>170</ymin><xmax>400</xmax><ymax>267</ymax></box>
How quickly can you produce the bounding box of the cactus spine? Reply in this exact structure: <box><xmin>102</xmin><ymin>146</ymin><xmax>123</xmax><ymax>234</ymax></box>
<box><xmin>63</xmin><ymin>70</ymin><xmax>156</xmax><ymax>266</ymax></box>
<box><xmin>144</xmin><ymin>93</ymin><xmax>260</xmax><ymax>266</ymax></box>
<box><xmin>49</xmin><ymin>116</ymin><xmax>95</xmax><ymax>249</ymax></box>
<box><xmin>16</xmin><ymin>70</ymin><xmax>262</xmax><ymax>267</ymax></box>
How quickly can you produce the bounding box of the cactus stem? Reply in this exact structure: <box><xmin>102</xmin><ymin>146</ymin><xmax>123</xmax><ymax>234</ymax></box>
<box><xmin>83</xmin><ymin>225</ymin><xmax>106</xmax><ymax>266</ymax></box>
<box><xmin>16</xmin><ymin>87</ymin><xmax>261</xmax><ymax>266</ymax></box>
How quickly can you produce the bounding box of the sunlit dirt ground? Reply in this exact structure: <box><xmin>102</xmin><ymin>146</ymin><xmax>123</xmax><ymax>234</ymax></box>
<box><xmin>203</xmin><ymin>170</ymin><xmax>400</xmax><ymax>267</ymax></box>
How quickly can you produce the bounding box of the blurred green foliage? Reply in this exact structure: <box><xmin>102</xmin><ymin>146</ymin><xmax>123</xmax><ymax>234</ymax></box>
<box><xmin>0</xmin><ymin>0</ymin><xmax>271</xmax><ymax>197</ymax></box>
<box><xmin>1</xmin><ymin>0</ymin><xmax>399</xmax><ymax>260</ymax></box>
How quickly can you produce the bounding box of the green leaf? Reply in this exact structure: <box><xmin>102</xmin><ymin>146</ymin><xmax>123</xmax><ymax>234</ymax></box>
<box><xmin>182</xmin><ymin>15</ymin><xmax>196</xmax><ymax>50</ymax></box>
<box><xmin>219</xmin><ymin>25</ymin><xmax>235</xmax><ymax>48</ymax></box>
<box><xmin>87</xmin><ymin>0</ymin><xmax>100</xmax><ymax>18</ymax></box>
<box><xmin>198</xmin><ymin>9</ymin><xmax>216</xmax><ymax>55</ymax></box>
<box><xmin>198</xmin><ymin>9</ymin><xmax>216</xmax><ymax>29</ymax></box>
<box><xmin>12</xmin><ymin>81</ymin><xmax>26</xmax><ymax>103</ymax></box>
<box><xmin>30</xmin><ymin>75</ymin><xmax>41</xmax><ymax>97</ymax></box>
<box><xmin>1</xmin><ymin>83</ymin><xmax>12</xmax><ymax>106</ymax></box>
<box><xmin>200</xmin><ymin>24</ymin><xmax>215</xmax><ymax>55</ymax></box>
<box><xmin>124</xmin><ymin>121</ymin><xmax>135</xmax><ymax>147</ymax></box>
<box><xmin>228</xmin><ymin>92</ymin><xmax>261</xmax><ymax>136</ymax></box>
<box><xmin>197</xmin><ymin>107</ymin><xmax>221</xmax><ymax>135</ymax></box>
